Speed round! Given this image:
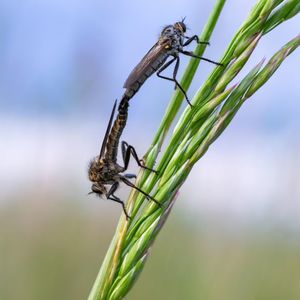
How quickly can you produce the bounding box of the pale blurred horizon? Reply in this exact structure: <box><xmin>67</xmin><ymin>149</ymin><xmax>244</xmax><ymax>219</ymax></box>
<box><xmin>1</xmin><ymin>116</ymin><xmax>300</xmax><ymax>230</ymax></box>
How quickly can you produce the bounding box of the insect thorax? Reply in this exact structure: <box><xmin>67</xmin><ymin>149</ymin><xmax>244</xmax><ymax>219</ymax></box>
<box><xmin>160</xmin><ymin>25</ymin><xmax>183</xmax><ymax>52</ymax></box>
<box><xmin>88</xmin><ymin>157</ymin><xmax>123</xmax><ymax>183</ymax></box>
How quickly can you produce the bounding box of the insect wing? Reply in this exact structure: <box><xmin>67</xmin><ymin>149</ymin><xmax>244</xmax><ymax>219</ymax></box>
<box><xmin>99</xmin><ymin>100</ymin><xmax>117</xmax><ymax>159</ymax></box>
<box><xmin>124</xmin><ymin>42</ymin><xmax>166</xmax><ymax>88</ymax></box>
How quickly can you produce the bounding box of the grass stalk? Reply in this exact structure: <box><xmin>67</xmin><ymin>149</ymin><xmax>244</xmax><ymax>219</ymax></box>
<box><xmin>88</xmin><ymin>0</ymin><xmax>300</xmax><ymax>299</ymax></box>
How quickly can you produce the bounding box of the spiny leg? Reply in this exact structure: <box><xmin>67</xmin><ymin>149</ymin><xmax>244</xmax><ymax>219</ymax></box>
<box><xmin>157</xmin><ymin>56</ymin><xmax>192</xmax><ymax>107</ymax></box>
<box><xmin>106</xmin><ymin>181</ymin><xmax>131</xmax><ymax>220</ymax></box>
<box><xmin>179</xmin><ymin>49</ymin><xmax>223</xmax><ymax>66</ymax></box>
<box><xmin>121</xmin><ymin>141</ymin><xmax>157</xmax><ymax>173</ymax></box>
<box><xmin>108</xmin><ymin>195</ymin><xmax>131</xmax><ymax>220</ymax></box>
<box><xmin>121</xmin><ymin>177</ymin><xmax>161</xmax><ymax>207</ymax></box>
<box><xmin>183</xmin><ymin>35</ymin><xmax>210</xmax><ymax>47</ymax></box>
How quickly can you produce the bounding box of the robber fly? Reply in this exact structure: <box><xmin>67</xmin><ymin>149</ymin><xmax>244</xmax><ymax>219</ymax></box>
<box><xmin>88</xmin><ymin>99</ymin><xmax>160</xmax><ymax>219</ymax></box>
<box><xmin>122</xmin><ymin>19</ymin><xmax>222</xmax><ymax>107</ymax></box>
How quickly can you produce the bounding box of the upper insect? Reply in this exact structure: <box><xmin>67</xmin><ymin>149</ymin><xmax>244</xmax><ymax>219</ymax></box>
<box><xmin>121</xmin><ymin>19</ymin><xmax>222</xmax><ymax>107</ymax></box>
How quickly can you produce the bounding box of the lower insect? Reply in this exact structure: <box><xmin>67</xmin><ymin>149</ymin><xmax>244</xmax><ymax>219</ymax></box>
<box><xmin>88</xmin><ymin>99</ymin><xmax>160</xmax><ymax>219</ymax></box>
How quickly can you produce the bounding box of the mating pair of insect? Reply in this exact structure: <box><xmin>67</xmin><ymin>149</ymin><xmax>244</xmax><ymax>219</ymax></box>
<box><xmin>88</xmin><ymin>20</ymin><xmax>222</xmax><ymax>219</ymax></box>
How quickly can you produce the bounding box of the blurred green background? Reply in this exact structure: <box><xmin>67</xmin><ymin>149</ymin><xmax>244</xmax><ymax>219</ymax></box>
<box><xmin>1</xmin><ymin>0</ymin><xmax>300</xmax><ymax>299</ymax></box>
<box><xmin>1</xmin><ymin>194</ymin><xmax>300</xmax><ymax>300</ymax></box>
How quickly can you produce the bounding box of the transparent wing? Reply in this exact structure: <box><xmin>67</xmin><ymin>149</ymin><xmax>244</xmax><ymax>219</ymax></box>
<box><xmin>124</xmin><ymin>42</ymin><xmax>166</xmax><ymax>88</ymax></box>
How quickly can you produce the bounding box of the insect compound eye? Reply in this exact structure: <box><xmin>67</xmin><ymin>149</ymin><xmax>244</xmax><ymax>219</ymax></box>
<box><xmin>175</xmin><ymin>21</ymin><xmax>186</xmax><ymax>33</ymax></box>
<box><xmin>91</xmin><ymin>183</ymin><xmax>104</xmax><ymax>195</ymax></box>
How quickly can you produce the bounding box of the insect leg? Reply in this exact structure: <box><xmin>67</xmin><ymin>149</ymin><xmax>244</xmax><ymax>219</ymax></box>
<box><xmin>183</xmin><ymin>35</ymin><xmax>210</xmax><ymax>47</ymax></box>
<box><xmin>156</xmin><ymin>57</ymin><xmax>177</xmax><ymax>85</ymax></box>
<box><xmin>124</xmin><ymin>173</ymin><xmax>137</xmax><ymax>179</ymax></box>
<box><xmin>172</xmin><ymin>55</ymin><xmax>180</xmax><ymax>90</ymax></box>
<box><xmin>121</xmin><ymin>177</ymin><xmax>161</xmax><ymax>207</ymax></box>
<box><xmin>121</xmin><ymin>141</ymin><xmax>157</xmax><ymax>173</ymax></box>
<box><xmin>179</xmin><ymin>50</ymin><xmax>223</xmax><ymax>66</ymax></box>
<box><xmin>157</xmin><ymin>57</ymin><xmax>192</xmax><ymax>107</ymax></box>
<box><xmin>107</xmin><ymin>182</ymin><xmax>131</xmax><ymax>219</ymax></box>
<box><xmin>121</xmin><ymin>140</ymin><xmax>128</xmax><ymax>163</ymax></box>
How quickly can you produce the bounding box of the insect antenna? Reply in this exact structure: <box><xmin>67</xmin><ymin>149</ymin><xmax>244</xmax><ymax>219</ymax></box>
<box><xmin>181</xmin><ymin>16</ymin><xmax>190</xmax><ymax>30</ymax></box>
<box><xmin>99</xmin><ymin>100</ymin><xmax>117</xmax><ymax>160</ymax></box>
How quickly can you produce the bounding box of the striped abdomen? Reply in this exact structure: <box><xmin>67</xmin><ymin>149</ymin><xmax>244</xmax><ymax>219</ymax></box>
<box><xmin>104</xmin><ymin>100</ymin><xmax>129</xmax><ymax>163</ymax></box>
<box><xmin>123</xmin><ymin>51</ymin><xmax>169</xmax><ymax>101</ymax></box>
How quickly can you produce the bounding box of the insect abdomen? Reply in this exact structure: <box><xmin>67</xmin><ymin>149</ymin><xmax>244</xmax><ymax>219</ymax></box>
<box><xmin>104</xmin><ymin>100</ymin><xmax>129</xmax><ymax>162</ymax></box>
<box><xmin>124</xmin><ymin>53</ymin><xmax>169</xmax><ymax>100</ymax></box>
